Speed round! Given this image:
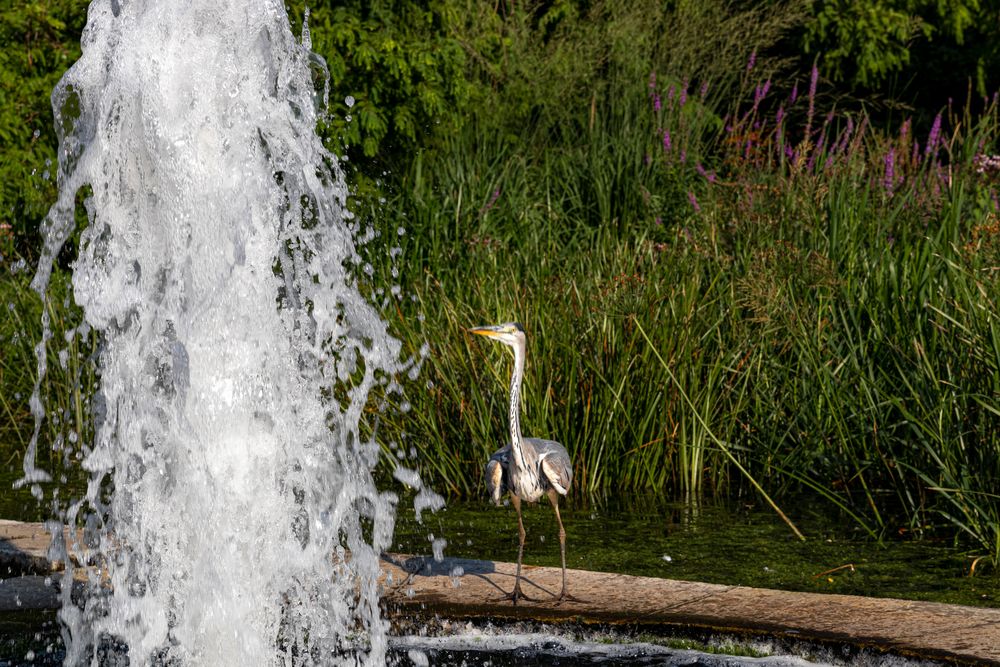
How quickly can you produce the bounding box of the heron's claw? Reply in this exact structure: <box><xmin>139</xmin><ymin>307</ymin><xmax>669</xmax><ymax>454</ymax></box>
<box><xmin>494</xmin><ymin>585</ymin><xmax>536</xmax><ymax>604</ymax></box>
<box><xmin>553</xmin><ymin>590</ymin><xmax>584</xmax><ymax>605</ymax></box>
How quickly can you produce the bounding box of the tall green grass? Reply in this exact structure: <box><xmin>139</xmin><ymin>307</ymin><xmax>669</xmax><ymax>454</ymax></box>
<box><xmin>358</xmin><ymin>66</ymin><xmax>1000</xmax><ymax>563</ymax></box>
<box><xmin>1</xmin><ymin>268</ymin><xmax>97</xmax><ymax>482</ymax></box>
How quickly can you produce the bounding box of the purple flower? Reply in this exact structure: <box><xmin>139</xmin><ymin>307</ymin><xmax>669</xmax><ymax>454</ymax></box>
<box><xmin>754</xmin><ymin>79</ymin><xmax>771</xmax><ymax>106</ymax></box>
<box><xmin>883</xmin><ymin>148</ymin><xmax>896</xmax><ymax>194</ymax></box>
<box><xmin>655</xmin><ymin>216</ymin><xmax>663</xmax><ymax>226</ymax></box>
<box><xmin>649</xmin><ymin>72</ymin><xmax>657</xmax><ymax>90</ymax></box>
<box><xmin>696</xmin><ymin>163</ymin><xmax>717</xmax><ymax>183</ymax></box>
<box><xmin>833</xmin><ymin>117</ymin><xmax>854</xmax><ymax>156</ymax></box>
<box><xmin>663</xmin><ymin>129</ymin><xmax>672</xmax><ymax>152</ymax></box>
<box><xmin>667</xmin><ymin>85</ymin><xmax>676</xmax><ymax>107</ymax></box>
<box><xmin>924</xmin><ymin>112</ymin><xmax>942</xmax><ymax>160</ymax></box>
<box><xmin>654</xmin><ymin>94</ymin><xmax>662</xmax><ymax>112</ymax></box>
<box><xmin>679</xmin><ymin>79</ymin><xmax>689</xmax><ymax>107</ymax></box>
<box><xmin>688</xmin><ymin>191</ymin><xmax>701</xmax><ymax>213</ymax></box>
<box><xmin>699</xmin><ymin>81</ymin><xmax>709</xmax><ymax>101</ymax></box>
<box><xmin>775</xmin><ymin>105</ymin><xmax>785</xmax><ymax>127</ymax></box>
<box><xmin>746</xmin><ymin>50</ymin><xmax>757</xmax><ymax>72</ymax></box>
<box><xmin>807</xmin><ymin>133</ymin><xmax>825</xmax><ymax>171</ymax></box>
<box><xmin>679</xmin><ymin>148</ymin><xmax>687</xmax><ymax>163</ymax></box>
<box><xmin>806</xmin><ymin>64</ymin><xmax>819</xmax><ymax>134</ymax></box>
<box><xmin>482</xmin><ymin>187</ymin><xmax>501</xmax><ymax>213</ymax></box>
<box><xmin>789</xmin><ymin>82</ymin><xmax>799</xmax><ymax>104</ymax></box>
<box><xmin>973</xmin><ymin>153</ymin><xmax>1000</xmax><ymax>176</ymax></box>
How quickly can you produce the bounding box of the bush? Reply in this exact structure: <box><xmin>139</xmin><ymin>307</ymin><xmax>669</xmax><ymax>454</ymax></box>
<box><xmin>802</xmin><ymin>0</ymin><xmax>999</xmax><ymax>97</ymax></box>
<box><xmin>0</xmin><ymin>0</ymin><xmax>87</xmax><ymax>261</ymax></box>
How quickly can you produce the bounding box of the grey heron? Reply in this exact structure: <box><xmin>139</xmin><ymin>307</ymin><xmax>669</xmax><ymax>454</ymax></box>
<box><xmin>469</xmin><ymin>322</ymin><xmax>574</xmax><ymax>604</ymax></box>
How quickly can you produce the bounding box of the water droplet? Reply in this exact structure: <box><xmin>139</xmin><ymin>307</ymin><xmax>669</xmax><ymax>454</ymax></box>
<box><xmin>431</xmin><ymin>537</ymin><xmax>447</xmax><ymax>562</ymax></box>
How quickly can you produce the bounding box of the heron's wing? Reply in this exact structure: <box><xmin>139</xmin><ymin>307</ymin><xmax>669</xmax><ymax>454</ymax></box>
<box><xmin>484</xmin><ymin>446</ymin><xmax>509</xmax><ymax>505</ymax></box>
<box><xmin>489</xmin><ymin>445</ymin><xmax>510</xmax><ymax>462</ymax></box>
<box><xmin>528</xmin><ymin>438</ymin><xmax>573</xmax><ymax>496</ymax></box>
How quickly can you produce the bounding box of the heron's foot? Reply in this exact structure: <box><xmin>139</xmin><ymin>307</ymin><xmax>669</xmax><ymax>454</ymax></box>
<box><xmin>553</xmin><ymin>588</ymin><xmax>584</xmax><ymax>605</ymax></box>
<box><xmin>493</xmin><ymin>584</ymin><xmax>536</xmax><ymax>605</ymax></box>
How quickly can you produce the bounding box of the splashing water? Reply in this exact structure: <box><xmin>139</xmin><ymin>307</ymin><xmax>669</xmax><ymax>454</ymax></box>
<box><xmin>23</xmin><ymin>0</ymin><xmax>403</xmax><ymax>663</ymax></box>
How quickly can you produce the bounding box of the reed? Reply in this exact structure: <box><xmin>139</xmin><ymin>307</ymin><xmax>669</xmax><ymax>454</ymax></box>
<box><xmin>0</xmin><ymin>268</ymin><xmax>97</xmax><ymax>480</ymax></box>
<box><xmin>357</xmin><ymin>66</ymin><xmax>1000</xmax><ymax>560</ymax></box>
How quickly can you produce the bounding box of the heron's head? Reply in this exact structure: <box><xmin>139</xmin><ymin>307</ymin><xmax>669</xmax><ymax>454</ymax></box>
<box><xmin>468</xmin><ymin>322</ymin><xmax>525</xmax><ymax>350</ymax></box>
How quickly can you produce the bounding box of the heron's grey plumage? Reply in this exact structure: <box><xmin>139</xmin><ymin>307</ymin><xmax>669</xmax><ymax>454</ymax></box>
<box><xmin>470</xmin><ymin>321</ymin><xmax>575</xmax><ymax>604</ymax></box>
<box><xmin>485</xmin><ymin>438</ymin><xmax>573</xmax><ymax>504</ymax></box>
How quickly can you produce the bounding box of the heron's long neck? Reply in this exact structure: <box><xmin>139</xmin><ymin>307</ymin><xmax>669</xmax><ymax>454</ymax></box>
<box><xmin>508</xmin><ymin>341</ymin><xmax>531</xmax><ymax>470</ymax></box>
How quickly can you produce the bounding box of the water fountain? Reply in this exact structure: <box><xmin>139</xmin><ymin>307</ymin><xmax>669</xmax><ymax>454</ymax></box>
<box><xmin>21</xmin><ymin>0</ymin><xmax>404</xmax><ymax>662</ymax></box>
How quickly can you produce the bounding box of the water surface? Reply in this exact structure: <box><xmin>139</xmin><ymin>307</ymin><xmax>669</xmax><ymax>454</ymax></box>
<box><xmin>392</xmin><ymin>494</ymin><xmax>999</xmax><ymax>608</ymax></box>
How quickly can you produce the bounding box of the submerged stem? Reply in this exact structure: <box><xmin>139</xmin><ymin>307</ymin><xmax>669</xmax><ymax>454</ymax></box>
<box><xmin>633</xmin><ymin>316</ymin><xmax>806</xmax><ymax>541</ymax></box>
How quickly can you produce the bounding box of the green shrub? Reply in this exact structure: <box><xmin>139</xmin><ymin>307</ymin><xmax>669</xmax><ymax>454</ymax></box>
<box><xmin>0</xmin><ymin>0</ymin><xmax>87</xmax><ymax>260</ymax></box>
<box><xmin>802</xmin><ymin>0</ymin><xmax>999</xmax><ymax>94</ymax></box>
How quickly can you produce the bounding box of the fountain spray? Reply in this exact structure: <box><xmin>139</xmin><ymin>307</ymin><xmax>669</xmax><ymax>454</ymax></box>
<box><xmin>24</xmin><ymin>1</ymin><xmax>402</xmax><ymax>663</ymax></box>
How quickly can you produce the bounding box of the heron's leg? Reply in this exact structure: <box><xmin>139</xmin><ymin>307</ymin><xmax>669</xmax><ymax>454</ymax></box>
<box><xmin>507</xmin><ymin>494</ymin><xmax>534</xmax><ymax>603</ymax></box>
<box><xmin>547</xmin><ymin>489</ymin><xmax>570</xmax><ymax>601</ymax></box>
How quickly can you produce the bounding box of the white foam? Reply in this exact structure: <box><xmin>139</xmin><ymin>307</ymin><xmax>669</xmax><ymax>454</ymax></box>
<box><xmin>390</xmin><ymin>632</ymin><xmax>824</xmax><ymax>666</ymax></box>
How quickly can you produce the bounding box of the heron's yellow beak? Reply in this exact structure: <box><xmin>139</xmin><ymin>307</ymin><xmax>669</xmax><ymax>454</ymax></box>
<box><xmin>468</xmin><ymin>326</ymin><xmax>501</xmax><ymax>338</ymax></box>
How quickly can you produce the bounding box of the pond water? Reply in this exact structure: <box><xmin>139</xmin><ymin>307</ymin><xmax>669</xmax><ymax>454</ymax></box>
<box><xmin>1</xmin><ymin>462</ymin><xmax>997</xmax><ymax>609</ymax></box>
<box><xmin>392</xmin><ymin>493</ymin><xmax>999</xmax><ymax>608</ymax></box>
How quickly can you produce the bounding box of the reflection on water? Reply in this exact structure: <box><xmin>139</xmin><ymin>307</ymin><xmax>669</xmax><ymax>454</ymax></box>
<box><xmin>2</xmin><ymin>462</ymin><xmax>998</xmax><ymax>610</ymax></box>
<box><xmin>0</xmin><ymin>469</ymin><xmax>87</xmax><ymax>524</ymax></box>
<box><xmin>392</xmin><ymin>495</ymin><xmax>1000</xmax><ymax>608</ymax></box>
<box><xmin>2</xmin><ymin>473</ymin><xmax>997</xmax><ymax>608</ymax></box>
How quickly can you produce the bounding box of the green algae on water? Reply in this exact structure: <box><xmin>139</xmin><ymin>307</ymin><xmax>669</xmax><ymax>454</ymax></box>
<box><xmin>392</xmin><ymin>495</ymin><xmax>1000</xmax><ymax>609</ymax></box>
